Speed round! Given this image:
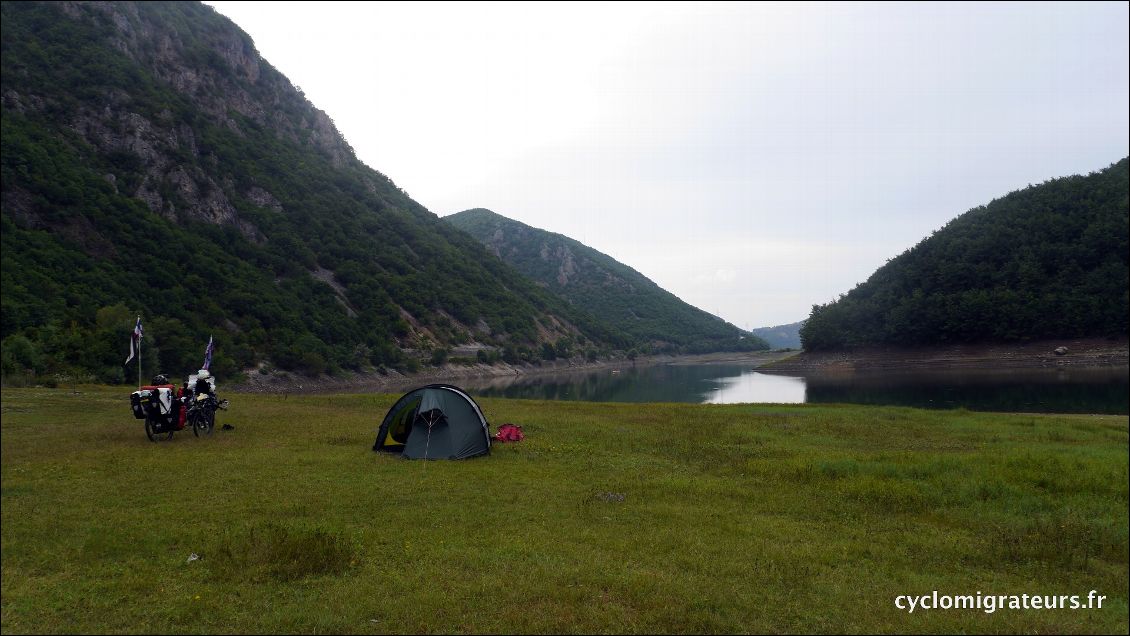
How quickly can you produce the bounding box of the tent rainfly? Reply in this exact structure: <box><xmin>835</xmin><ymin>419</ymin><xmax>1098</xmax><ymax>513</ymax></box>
<box><xmin>372</xmin><ymin>384</ymin><xmax>491</xmax><ymax>460</ymax></box>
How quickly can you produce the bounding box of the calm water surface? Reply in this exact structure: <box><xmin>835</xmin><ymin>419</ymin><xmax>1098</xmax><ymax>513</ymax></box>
<box><xmin>457</xmin><ymin>363</ymin><xmax>1129</xmax><ymax>414</ymax></box>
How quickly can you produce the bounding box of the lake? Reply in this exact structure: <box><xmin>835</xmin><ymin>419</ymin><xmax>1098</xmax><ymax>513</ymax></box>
<box><xmin>456</xmin><ymin>363</ymin><xmax>1130</xmax><ymax>414</ymax></box>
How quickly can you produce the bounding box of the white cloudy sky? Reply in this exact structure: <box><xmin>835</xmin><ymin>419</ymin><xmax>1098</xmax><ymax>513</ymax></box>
<box><xmin>206</xmin><ymin>1</ymin><xmax>1128</xmax><ymax>329</ymax></box>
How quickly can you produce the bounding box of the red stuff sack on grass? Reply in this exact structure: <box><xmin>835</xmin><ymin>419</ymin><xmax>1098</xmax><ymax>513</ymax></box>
<box><xmin>493</xmin><ymin>423</ymin><xmax>524</xmax><ymax>442</ymax></box>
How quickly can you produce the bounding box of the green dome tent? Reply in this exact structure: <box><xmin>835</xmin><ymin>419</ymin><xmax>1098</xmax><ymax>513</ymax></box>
<box><xmin>372</xmin><ymin>384</ymin><xmax>491</xmax><ymax>460</ymax></box>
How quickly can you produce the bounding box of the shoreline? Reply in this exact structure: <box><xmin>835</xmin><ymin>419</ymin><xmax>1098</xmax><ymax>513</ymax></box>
<box><xmin>229</xmin><ymin>350</ymin><xmax>797</xmax><ymax>395</ymax></box>
<box><xmin>761</xmin><ymin>337</ymin><xmax>1129</xmax><ymax>373</ymax></box>
<box><xmin>227</xmin><ymin>337</ymin><xmax>1129</xmax><ymax>395</ymax></box>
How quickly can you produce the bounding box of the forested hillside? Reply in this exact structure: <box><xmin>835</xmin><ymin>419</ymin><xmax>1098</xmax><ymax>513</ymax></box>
<box><xmin>446</xmin><ymin>209</ymin><xmax>767</xmax><ymax>354</ymax></box>
<box><xmin>801</xmin><ymin>159</ymin><xmax>1129</xmax><ymax>350</ymax></box>
<box><xmin>0</xmin><ymin>1</ymin><xmax>623</xmax><ymax>383</ymax></box>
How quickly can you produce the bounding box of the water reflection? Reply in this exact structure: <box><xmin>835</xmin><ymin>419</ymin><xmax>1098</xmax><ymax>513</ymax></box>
<box><xmin>458</xmin><ymin>363</ymin><xmax>1128</xmax><ymax>414</ymax></box>
<box><xmin>464</xmin><ymin>364</ymin><xmax>761</xmax><ymax>403</ymax></box>
<box><xmin>703</xmin><ymin>371</ymin><xmax>806</xmax><ymax>404</ymax></box>
<box><xmin>794</xmin><ymin>367</ymin><xmax>1130</xmax><ymax>414</ymax></box>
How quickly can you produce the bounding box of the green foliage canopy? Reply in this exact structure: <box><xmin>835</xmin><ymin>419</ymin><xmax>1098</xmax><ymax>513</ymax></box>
<box><xmin>800</xmin><ymin>159</ymin><xmax>1129</xmax><ymax>350</ymax></box>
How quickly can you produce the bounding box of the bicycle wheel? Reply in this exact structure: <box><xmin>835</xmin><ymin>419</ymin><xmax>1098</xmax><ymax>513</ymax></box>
<box><xmin>192</xmin><ymin>409</ymin><xmax>214</xmax><ymax>437</ymax></box>
<box><xmin>145</xmin><ymin>416</ymin><xmax>174</xmax><ymax>442</ymax></box>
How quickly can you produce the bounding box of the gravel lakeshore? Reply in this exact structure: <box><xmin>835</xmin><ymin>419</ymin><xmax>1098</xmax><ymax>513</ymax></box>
<box><xmin>760</xmin><ymin>337</ymin><xmax>1129</xmax><ymax>373</ymax></box>
<box><xmin>228</xmin><ymin>350</ymin><xmax>797</xmax><ymax>395</ymax></box>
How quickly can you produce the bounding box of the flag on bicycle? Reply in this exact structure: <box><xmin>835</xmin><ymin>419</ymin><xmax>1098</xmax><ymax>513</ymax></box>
<box><xmin>202</xmin><ymin>335</ymin><xmax>214</xmax><ymax>371</ymax></box>
<box><xmin>125</xmin><ymin>316</ymin><xmax>143</xmax><ymax>364</ymax></box>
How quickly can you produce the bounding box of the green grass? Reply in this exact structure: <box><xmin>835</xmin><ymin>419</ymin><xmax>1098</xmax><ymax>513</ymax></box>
<box><xmin>1</xmin><ymin>387</ymin><xmax>1127</xmax><ymax>634</ymax></box>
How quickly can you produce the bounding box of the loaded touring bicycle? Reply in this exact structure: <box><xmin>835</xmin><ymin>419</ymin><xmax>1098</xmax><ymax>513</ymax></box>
<box><xmin>129</xmin><ymin>373</ymin><xmax>226</xmax><ymax>441</ymax></box>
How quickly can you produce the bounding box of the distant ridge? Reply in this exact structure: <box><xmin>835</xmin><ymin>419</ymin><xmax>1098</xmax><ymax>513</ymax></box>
<box><xmin>445</xmin><ymin>209</ymin><xmax>768</xmax><ymax>354</ymax></box>
<box><xmin>751</xmin><ymin>321</ymin><xmax>804</xmax><ymax>350</ymax></box>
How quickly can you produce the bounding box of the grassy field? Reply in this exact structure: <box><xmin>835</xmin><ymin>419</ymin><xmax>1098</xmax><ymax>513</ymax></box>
<box><xmin>1</xmin><ymin>386</ymin><xmax>1127</xmax><ymax>634</ymax></box>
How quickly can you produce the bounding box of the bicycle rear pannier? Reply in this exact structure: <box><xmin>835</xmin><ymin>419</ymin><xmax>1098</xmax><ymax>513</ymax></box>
<box><xmin>129</xmin><ymin>390</ymin><xmax>150</xmax><ymax>419</ymax></box>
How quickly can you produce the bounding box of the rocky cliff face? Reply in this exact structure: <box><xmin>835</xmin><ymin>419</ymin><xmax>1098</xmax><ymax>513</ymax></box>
<box><xmin>484</xmin><ymin>225</ymin><xmax>589</xmax><ymax>289</ymax></box>
<box><xmin>5</xmin><ymin>1</ymin><xmax>357</xmax><ymax>239</ymax></box>
<box><xmin>65</xmin><ymin>1</ymin><xmax>351</xmax><ymax>164</ymax></box>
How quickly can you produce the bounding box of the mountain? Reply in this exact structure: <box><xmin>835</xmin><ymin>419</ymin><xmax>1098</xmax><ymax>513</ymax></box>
<box><xmin>0</xmin><ymin>1</ymin><xmax>624</xmax><ymax>382</ymax></box>
<box><xmin>444</xmin><ymin>209</ymin><xmax>768</xmax><ymax>354</ymax></box>
<box><xmin>751</xmin><ymin>321</ymin><xmax>804</xmax><ymax>350</ymax></box>
<box><xmin>800</xmin><ymin>159</ymin><xmax>1129</xmax><ymax>350</ymax></box>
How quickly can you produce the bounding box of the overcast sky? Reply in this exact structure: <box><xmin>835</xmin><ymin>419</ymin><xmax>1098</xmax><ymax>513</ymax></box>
<box><xmin>206</xmin><ymin>1</ymin><xmax>1128</xmax><ymax>329</ymax></box>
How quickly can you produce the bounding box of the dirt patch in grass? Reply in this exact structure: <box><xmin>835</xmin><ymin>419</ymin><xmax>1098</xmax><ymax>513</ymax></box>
<box><xmin>208</xmin><ymin>524</ymin><xmax>355</xmax><ymax>582</ymax></box>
